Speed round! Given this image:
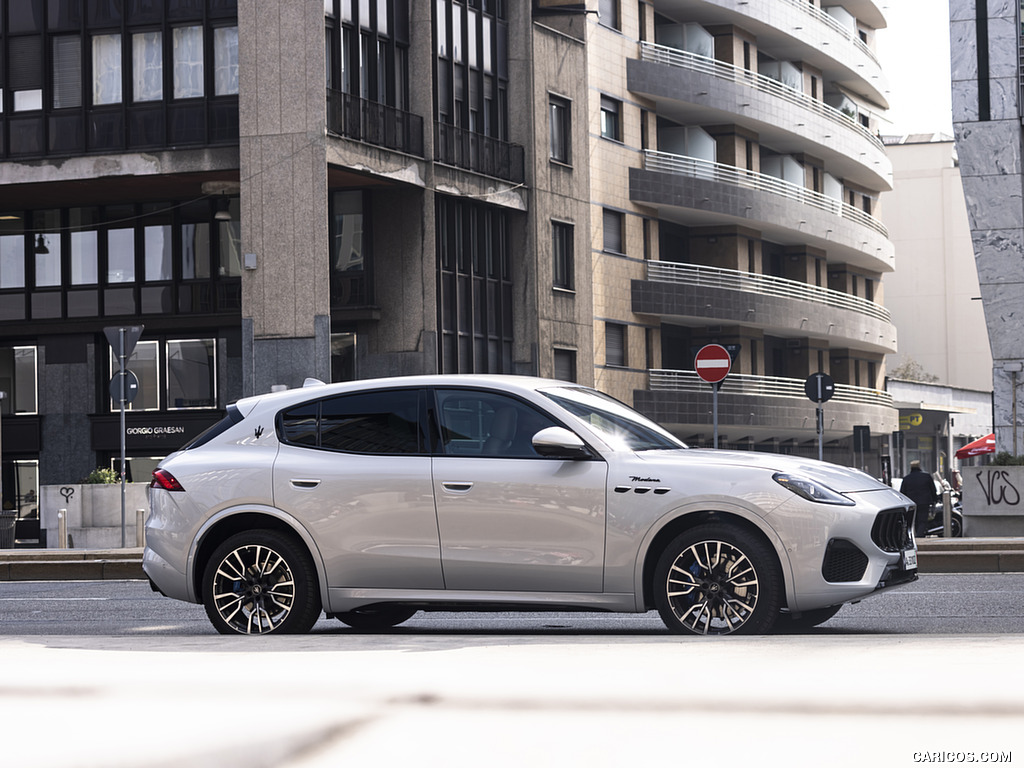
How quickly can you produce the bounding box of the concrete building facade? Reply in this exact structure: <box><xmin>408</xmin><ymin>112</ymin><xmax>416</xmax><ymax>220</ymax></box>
<box><xmin>1</xmin><ymin>0</ymin><xmax>900</xmax><ymax>531</ymax></box>
<box><xmin>949</xmin><ymin>0</ymin><xmax>1024</xmax><ymax>457</ymax></box>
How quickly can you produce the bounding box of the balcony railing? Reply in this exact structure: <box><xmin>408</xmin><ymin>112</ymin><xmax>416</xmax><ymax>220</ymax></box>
<box><xmin>646</xmin><ymin>261</ymin><xmax>892</xmax><ymax>324</ymax></box>
<box><xmin>642</xmin><ymin>149</ymin><xmax>889</xmax><ymax>240</ymax></box>
<box><xmin>434</xmin><ymin>122</ymin><xmax>525</xmax><ymax>183</ymax></box>
<box><xmin>649</xmin><ymin>369</ymin><xmax>894</xmax><ymax>409</ymax></box>
<box><xmin>638</xmin><ymin>41</ymin><xmax>884</xmax><ymax>154</ymax></box>
<box><xmin>779</xmin><ymin>0</ymin><xmax>881</xmax><ymax>68</ymax></box>
<box><xmin>326</xmin><ymin>89</ymin><xmax>424</xmax><ymax>157</ymax></box>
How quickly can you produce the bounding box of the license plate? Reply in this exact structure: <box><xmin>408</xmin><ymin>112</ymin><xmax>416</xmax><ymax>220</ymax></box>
<box><xmin>903</xmin><ymin>549</ymin><xmax>918</xmax><ymax>570</ymax></box>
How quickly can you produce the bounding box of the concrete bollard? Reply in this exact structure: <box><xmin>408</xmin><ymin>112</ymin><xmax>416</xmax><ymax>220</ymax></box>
<box><xmin>57</xmin><ymin>509</ymin><xmax>68</xmax><ymax>549</ymax></box>
<box><xmin>136</xmin><ymin>509</ymin><xmax>147</xmax><ymax>548</ymax></box>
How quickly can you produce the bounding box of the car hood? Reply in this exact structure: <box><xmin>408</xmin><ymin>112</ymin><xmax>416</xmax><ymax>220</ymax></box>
<box><xmin>633</xmin><ymin>448</ymin><xmax>887</xmax><ymax>494</ymax></box>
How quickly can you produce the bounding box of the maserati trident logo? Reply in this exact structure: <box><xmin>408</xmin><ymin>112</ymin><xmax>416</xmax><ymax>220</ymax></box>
<box><xmin>254</xmin><ymin>426</ymin><xmax>264</xmax><ymax>439</ymax></box>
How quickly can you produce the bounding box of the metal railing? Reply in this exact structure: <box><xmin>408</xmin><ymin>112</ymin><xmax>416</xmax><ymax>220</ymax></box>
<box><xmin>779</xmin><ymin>0</ymin><xmax>881</xmax><ymax>67</ymax></box>
<box><xmin>649</xmin><ymin>369</ymin><xmax>894</xmax><ymax>408</ymax></box>
<box><xmin>645</xmin><ymin>261</ymin><xmax>891</xmax><ymax>324</ymax></box>
<box><xmin>638</xmin><ymin>41</ymin><xmax>884</xmax><ymax>153</ymax></box>
<box><xmin>434</xmin><ymin>122</ymin><xmax>525</xmax><ymax>183</ymax></box>
<box><xmin>326</xmin><ymin>89</ymin><xmax>424</xmax><ymax>157</ymax></box>
<box><xmin>642</xmin><ymin>149</ymin><xmax>889</xmax><ymax>240</ymax></box>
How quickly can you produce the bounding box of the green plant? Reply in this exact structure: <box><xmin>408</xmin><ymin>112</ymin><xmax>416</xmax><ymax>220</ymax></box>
<box><xmin>84</xmin><ymin>467</ymin><xmax>119</xmax><ymax>484</ymax></box>
<box><xmin>991</xmin><ymin>452</ymin><xmax>1024</xmax><ymax>466</ymax></box>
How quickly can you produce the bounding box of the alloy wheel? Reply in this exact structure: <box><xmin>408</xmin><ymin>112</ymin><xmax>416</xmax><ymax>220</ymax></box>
<box><xmin>211</xmin><ymin>543</ymin><xmax>298</xmax><ymax>634</ymax></box>
<box><xmin>663</xmin><ymin>539</ymin><xmax>760</xmax><ymax>635</ymax></box>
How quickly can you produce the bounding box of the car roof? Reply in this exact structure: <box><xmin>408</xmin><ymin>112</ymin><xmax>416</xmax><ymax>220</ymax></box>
<box><xmin>234</xmin><ymin>374</ymin><xmax>578</xmax><ymax>415</ymax></box>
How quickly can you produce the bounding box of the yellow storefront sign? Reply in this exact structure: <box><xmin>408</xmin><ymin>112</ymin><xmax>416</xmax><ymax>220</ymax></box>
<box><xmin>900</xmin><ymin>413</ymin><xmax>924</xmax><ymax>430</ymax></box>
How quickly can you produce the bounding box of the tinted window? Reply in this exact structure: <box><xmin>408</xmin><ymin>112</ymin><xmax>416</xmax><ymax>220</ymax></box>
<box><xmin>435</xmin><ymin>389</ymin><xmax>560</xmax><ymax>458</ymax></box>
<box><xmin>279</xmin><ymin>389</ymin><xmax>423</xmax><ymax>454</ymax></box>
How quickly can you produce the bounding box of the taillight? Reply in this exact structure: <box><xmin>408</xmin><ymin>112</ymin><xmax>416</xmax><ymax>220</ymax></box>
<box><xmin>151</xmin><ymin>469</ymin><xmax>185</xmax><ymax>492</ymax></box>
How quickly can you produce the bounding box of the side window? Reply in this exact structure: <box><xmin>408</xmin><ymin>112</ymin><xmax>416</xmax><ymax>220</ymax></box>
<box><xmin>279</xmin><ymin>389</ymin><xmax>423</xmax><ymax>454</ymax></box>
<box><xmin>435</xmin><ymin>389</ymin><xmax>560</xmax><ymax>458</ymax></box>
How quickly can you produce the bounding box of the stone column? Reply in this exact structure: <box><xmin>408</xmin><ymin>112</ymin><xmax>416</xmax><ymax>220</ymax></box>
<box><xmin>238</xmin><ymin>0</ymin><xmax>330</xmax><ymax>396</ymax></box>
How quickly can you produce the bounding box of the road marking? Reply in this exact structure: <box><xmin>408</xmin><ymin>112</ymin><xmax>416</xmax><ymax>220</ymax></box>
<box><xmin>0</xmin><ymin>597</ymin><xmax>110</xmax><ymax>601</ymax></box>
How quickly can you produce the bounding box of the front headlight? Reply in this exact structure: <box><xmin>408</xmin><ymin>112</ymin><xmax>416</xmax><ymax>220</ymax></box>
<box><xmin>773</xmin><ymin>472</ymin><xmax>855</xmax><ymax>506</ymax></box>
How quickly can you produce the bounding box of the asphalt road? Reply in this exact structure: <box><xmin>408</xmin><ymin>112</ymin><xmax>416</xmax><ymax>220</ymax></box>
<box><xmin>2</xmin><ymin>574</ymin><xmax>1023</xmax><ymax>768</ymax></box>
<box><xmin>1</xmin><ymin>572</ymin><xmax>1024</xmax><ymax>635</ymax></box>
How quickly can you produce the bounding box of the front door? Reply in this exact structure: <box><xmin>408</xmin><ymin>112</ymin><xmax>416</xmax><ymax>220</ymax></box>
<box><xmin>431</xmin><ymin>388</ymin><xmax>607</xmax><ymax>593</ymax></box>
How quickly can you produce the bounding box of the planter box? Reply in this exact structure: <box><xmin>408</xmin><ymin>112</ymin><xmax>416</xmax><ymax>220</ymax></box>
<box><xmin>40</xmin><ymin>484</ymin><xmax>149</xmax><ymax>549</ymax></box>
<box><xmin>961</xmin><ymin>466</ymin><xmax>1024</xmax><ymax>536</ymax></box>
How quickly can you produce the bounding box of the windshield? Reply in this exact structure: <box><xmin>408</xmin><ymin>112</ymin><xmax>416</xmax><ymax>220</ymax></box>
<box><xmin>542</xmin><ymin>387</ymin><xmax>687</xmax><ymax>452</ymax></box>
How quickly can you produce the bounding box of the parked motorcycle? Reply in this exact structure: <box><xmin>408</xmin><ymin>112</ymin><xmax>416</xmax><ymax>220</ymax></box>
<box><xmin>923</xmin><ymin>492</ymin><xmax>963</xmax><ymax>537</ymax></box>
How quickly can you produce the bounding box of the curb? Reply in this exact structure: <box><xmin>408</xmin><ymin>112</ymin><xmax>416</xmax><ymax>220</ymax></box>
<box><xmin>2</xmin><ymin>539</ymin><xmax>1024</xmax><ymax>581</ymax></box>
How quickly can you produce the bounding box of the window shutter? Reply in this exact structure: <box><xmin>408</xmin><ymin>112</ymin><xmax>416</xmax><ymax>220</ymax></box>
<box><xmin>606</xmin><ymin>323</ymin><xmax>625</xmax><ymax>367</ymax></box>
<box><xmin>53</xmin><ymin>36</ymin><xmax>83</xmax><ymax>109</ymax></box>
<box><xmin>9</xmin><ymin>36</ymin><xmax>43</xmax><ymax>89</ymax></box>
<box><xmin>603</xmin><ymin>209</ymin><xmax>622</xmax><ymax>253</ymax></box>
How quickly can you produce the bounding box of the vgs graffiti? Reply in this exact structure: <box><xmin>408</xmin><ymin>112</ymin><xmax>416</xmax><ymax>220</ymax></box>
<box><xmin>974</xmin><ymin>469</ymin><xmax>1022</xmax><ymax>506</ymax></box>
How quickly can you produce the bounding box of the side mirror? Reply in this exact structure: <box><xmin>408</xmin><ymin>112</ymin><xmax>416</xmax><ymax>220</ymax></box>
<box><xmin>532</xmin><ymin>427</ymin><xmax>592</xmax><ymax>459</ymax></box>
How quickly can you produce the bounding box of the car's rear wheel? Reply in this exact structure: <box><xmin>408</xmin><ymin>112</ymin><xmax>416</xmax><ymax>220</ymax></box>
<box><xmin>334</xmin><ymin>606</ymin><xmax>418</xmax><ymax>630</ymax></box>
<box><xmin>203</xmin><ymin>530</ymin><xmax>322</xmax><ymax>635</ymax></box>
<box><xmin>654</xmin><ymin>523</ymin><xmax>782</xmax><ymax>635</ymax></box>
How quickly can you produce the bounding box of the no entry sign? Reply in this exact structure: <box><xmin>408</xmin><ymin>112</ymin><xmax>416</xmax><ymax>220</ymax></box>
<box><xmin>695</xmin><ymin>344</ymin><xmax>732</xmax><ymax>384</ymax></box>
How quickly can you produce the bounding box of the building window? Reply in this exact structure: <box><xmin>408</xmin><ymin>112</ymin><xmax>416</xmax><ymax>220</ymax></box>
<box><xmin>602</xmin><ymin>208</ymin><xmax>624</xmax><ymax>254</ymax></box>
<box><xmin>0</xmin><ymin>346</ymin><xmax>38</xmax><ymax>415</ymax></box>
<box><xmin>330</xmin><ymin>190</ymin><xmax>369</xmax><ymax>308</ymax></box>
<box><xmin>0</xmin><ymin>219</ymin><xmax>26</xmax><ymax>289</ymax></box>
<box><xmin>214</xmin><ymin>26</ymin><xmax>239</xmax><ymax>96</ymax></box>
<box><xmin>111</xmin><ymin>340</ymin><xmax>160</xmax><ymax>411</ymax></box>
<box><xmin>167</xmin><ymin>339</ymin><xmax>217</xmax><ymax>409</ymax></box>
<box><xmin>53</xmin><ymin>36</ymin><xmax>83</xmax><ymax>109</ymax></box>
<box><xmin>549</xmin><ymin>95</ymin><xmax>570</xmax><ymax>164</ymax></box>
<box><xmin>437</xmin><ymin>196</ymin><xmax>513</xmax><ymax>374</ymax></box>
<box><xmin>552</xmin><ymin>221</ymin><xmax>574</xmax><ymax>290</ymax></box>
<box><xmin>92</xmin><ymin>34</ymin><xmax>123</xmax><ymax>105</ymax></box>
<box><xmin>33</xmin><ymin>211</ymin><xmax>61</xmax><ymax>287</ymax></box>
<box><xmin>331</xmin><ymin>332</ymin><xmax>357</xmax><ymax>382</ymax></box>
<box><xmin>598</xmin><ymin>0</ymin><xmax>619</xmax><ymax>30</ymax></box>
<box><xmin>173</xmin><ymin>26</ymin><xmax>205</xmax><ymax>99</ymax></box>
<box><xmin>9</xmin><ymin>35</ymin><xmax>44</xmax><ymax>111</ymax></box>
<box><xmin>606</xmin><ymin>322</ymin><xmax>626</xmax><ymax>367</ymax></box>
<box><xmin>553</xmin><ymin>348</ymin><xmax>576</xmax><ymax>382</ymax></box>
<box><xmin>600</xmin><ymin>96</ymin><xmax>621</xmax><ymax>141</ymax></box>
<box><xmin>133</xmin><ymin>31</ymin><xmax>164</xmax><ymax>102</ymax></box>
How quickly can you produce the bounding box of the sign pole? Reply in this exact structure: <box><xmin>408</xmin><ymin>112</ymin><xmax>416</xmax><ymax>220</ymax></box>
<box><xmin>804</xmin><ymin>372</ymin><xmax>835</xmax><ymax>463</ymax></box>
<box><xmin>119</xmin><ymin>327</ymin><xmax>127</xmax><ymax>549</ymax></box>
<box><xmin>695</xmin><ymin>344</ymin><xmax>732</xmax><ymax>449</ymax></box>
<box><xmin>713</xmin><ymin>382</ymin><xmax>720</xmax><ymax>449</ymax></box>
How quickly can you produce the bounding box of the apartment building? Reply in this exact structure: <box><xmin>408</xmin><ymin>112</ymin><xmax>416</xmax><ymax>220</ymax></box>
<box><xmin>0</xmin><ymin>0</ymin><xmax>899</xmax><ymax>527</ymax></box>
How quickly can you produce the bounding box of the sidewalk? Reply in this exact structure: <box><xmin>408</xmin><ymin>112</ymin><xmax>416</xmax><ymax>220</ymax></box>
<box><xmin>2</xmin><ymin>538</ymin><xmax>1023</xmax><ymax>581</ymax></box>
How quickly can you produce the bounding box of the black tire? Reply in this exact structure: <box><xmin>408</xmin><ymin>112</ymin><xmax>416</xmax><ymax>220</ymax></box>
<box><xmin>334</xmin><ymin>606</ymin><xmax>418</xmax><ymax>630</ymax></box>
<box><xmin>774</xmin><ymin>604</ymin><xmax>843</xmax><ymax>633</ymax></box>
<box><xmin>202</xmin><ymin>529</ymin><xmax>322</xmax><ymax>635</ymax></box>
<box><xmin>653</xmin><ymin>523</ymin><xmax>783</xmax><ymax>635</ymax></box>
<box><xmin>950</xmin><ymin>515</ymin><xmax>963</xmax><ymax>538</ymax></box>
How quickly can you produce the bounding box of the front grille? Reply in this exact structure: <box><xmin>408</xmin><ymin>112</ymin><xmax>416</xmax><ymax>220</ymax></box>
<box><xmin>871</xmin><ymin>507</ymin><xmax>914</xmax><ymax>552</ymax></box>
<box><xmin>822</xmin><ymin>539</ymin><xmax>869</xmax><ymax>582</ymax></box>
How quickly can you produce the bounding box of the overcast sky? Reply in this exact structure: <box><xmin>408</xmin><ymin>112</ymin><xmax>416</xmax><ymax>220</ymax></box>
<box><xmin>876</xmin><ymin>0</ymin><xmax>954</xmax><ymax>135</ymax></box>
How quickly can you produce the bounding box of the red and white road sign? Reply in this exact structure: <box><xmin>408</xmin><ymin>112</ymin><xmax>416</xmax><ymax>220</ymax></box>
<box><xmin>695</xmin><ymin>344</ymin><xmax>732</xmax><ymax>384</ymax></box>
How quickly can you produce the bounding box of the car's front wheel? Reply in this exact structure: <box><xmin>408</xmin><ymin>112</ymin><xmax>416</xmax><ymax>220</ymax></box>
<box><xmin>653</xmin><ymin>523</ymin><xmax>782</xmax><ymax>635</ymax></box>
<box><xmin>202</xmin><ymin>530</ymin><xmax>322</xmax><ymax>635</ymax></box>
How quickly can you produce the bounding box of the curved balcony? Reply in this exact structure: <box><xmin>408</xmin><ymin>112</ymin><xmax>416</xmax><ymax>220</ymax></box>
<box><xmin>633</xmin><ymin>261</ymin><xmax>897</xmax><ymax>354</ymax></box>
<box><xmin>629</xmin><ymin>42</ymin><xmax>891</xmax><ymax>190</ymax></box>
<box><xmin>635</xmin><ymin>369</ymin><xmax>898</xmax><ymax>442</ymax></box>
<box><xmin>676</xmin><ymin>0</ymin><xmax>889</xmax><ymax>108</ymax></box>
<box><xmin>630</xmin><ymin>150</ymin><xmax>894</xmax><ymax>272</ymax></box>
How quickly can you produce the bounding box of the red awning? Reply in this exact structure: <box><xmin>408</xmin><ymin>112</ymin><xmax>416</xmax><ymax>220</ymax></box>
<box><xmin>955</xmin><ymin>433</ymin><xmax>995</xmax><ymax>459</ymax></box>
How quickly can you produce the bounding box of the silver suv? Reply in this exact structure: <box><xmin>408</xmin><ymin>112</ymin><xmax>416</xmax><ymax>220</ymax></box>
<box><xmin>144</xmin><ymin>375</ymin><xmax>918</xmax><ymax>635</ymax></box>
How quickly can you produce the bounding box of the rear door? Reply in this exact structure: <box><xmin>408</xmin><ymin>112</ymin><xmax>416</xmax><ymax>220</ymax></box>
<box><xmin>431</xmin><ymin>388</ymin><xmax>607</xmax><ymax>593</ymax></box>
<box><xmin>273</xmin><ymin>387</ymin><xmax>444</xmax><ymax>589</ymax></box>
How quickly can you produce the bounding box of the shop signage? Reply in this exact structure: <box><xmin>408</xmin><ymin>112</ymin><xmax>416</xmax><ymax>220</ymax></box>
<box><xmin>900</xmin><ymin>413</ymin><xmax>924</xmax><ymax>430</ymax></box>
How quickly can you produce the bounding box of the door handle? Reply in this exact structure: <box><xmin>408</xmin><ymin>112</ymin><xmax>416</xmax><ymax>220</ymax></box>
<box><xmin>441</xmin><ymin>481</ymin><xmax>474</xmax><ymax>493</ymax></box>
<box><xmin>290</xmin><ymin>478</ymin><xmax>321</xmax><ymax>489</ymax></box>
